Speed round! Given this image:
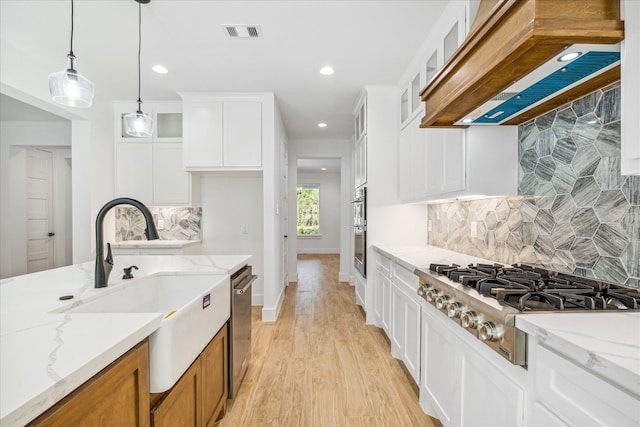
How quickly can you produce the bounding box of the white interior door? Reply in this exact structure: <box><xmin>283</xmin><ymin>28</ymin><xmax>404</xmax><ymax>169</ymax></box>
<box><xmin>26</xmin><ymin>149</ymin><xmax>54</xmax><ymax>273</ymax></box>
<box><xmin>282</xmin><ymin>140</ymin><xmax>289</xmax><ymax>286</ymax></box>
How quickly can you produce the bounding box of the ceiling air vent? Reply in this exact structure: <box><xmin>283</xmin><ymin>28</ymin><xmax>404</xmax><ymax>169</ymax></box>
<box><xmin>223</xmin><ymin>25</ymin><xmax>262</xmax><ymax>39</ymax></box>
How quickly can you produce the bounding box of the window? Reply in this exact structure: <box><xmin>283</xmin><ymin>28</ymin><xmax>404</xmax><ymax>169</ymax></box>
<box><xmin>297</xmin><ymin>184</ymin><xmax>320</xmax><ymax>235</ymax></box>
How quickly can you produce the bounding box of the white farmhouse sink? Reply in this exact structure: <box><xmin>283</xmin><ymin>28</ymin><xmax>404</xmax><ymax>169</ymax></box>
<box><xmin>65</xmin><ymin>273</ymin><xmax>230</xmax><ymax>392</ymax></box>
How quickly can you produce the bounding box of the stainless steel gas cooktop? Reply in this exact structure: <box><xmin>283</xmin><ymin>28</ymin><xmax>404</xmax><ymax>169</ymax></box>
<box><xmin>414</xmin><ymin>263</ymin><xmax>640</xmax><ymax>366</ymax></box>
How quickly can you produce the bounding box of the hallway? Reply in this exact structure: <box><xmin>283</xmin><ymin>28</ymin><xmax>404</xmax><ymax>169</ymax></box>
<box><xmin>219</xmin><ymin>254</ymin><xmax>440</xmax><ymax>426</ymax></box>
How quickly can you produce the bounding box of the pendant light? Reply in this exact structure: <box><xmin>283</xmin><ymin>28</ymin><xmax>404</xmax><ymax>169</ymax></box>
<box><xmin>124</xmin><ymin>0</ymin><xmax>153</xmax><ymax>138</ymax></box>
<box><xmin>48</xmin><ymin>0</ymin><xmax>94</xmax><ymax>108</ymax></box>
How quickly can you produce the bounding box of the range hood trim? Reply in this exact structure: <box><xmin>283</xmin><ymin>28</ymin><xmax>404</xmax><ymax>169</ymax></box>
<box><xmin>419</xmin><ymin>0</ymin><xmax>624</xmax><ymax>128</ymax></box>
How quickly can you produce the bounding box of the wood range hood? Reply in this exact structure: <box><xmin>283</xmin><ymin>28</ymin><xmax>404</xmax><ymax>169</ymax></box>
<box><xmin>420</xmin><ymin>0</ymin><xmax>624</xmax><ymax>128</ymax></box>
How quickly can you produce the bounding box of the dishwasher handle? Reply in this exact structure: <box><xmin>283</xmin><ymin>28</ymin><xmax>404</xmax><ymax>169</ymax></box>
<box><xmin>234</xmin><ymin>274</ymin><xmax>257</xmax><ymax>295</ymax></box>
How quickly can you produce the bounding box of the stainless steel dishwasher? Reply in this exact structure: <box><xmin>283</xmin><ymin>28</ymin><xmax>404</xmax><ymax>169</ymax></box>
<box><xmin>229</xmin><ymin>265</ymin><xmax>256</xmax><ymax>399</ymax></box>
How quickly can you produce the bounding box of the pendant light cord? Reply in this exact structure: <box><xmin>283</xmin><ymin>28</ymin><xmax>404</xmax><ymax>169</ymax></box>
<box><xmin>136</xmin><ymin>1</ymin><xmax>142</xmax><ymax>112</ymax></box>
<box><xmin>68</xmin><ymin>0</ymin><xmax>76</xmax><ymax>67</ymax></box>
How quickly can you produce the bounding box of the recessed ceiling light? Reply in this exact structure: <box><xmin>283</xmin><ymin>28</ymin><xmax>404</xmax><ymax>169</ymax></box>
<box><xmin>321</xmin><ymin>167</ymin><xmax>327</xmax><ymax>171</ymax></box>
<box><xmin>558</xmin><ymin>52</ymin><xmax>581</xmax><ymax>62</ymax></box>
<box><xmin>317</xmin><ymin>122</ymin><xmax>327</xmax><ymax>128</ymax></box>
<box><xmin>462</xmin><ymin>118</ymin><xmax>473</xmax><ymax>123</ymax></box>
<box><xmin>152</xmin><ymin>65</ymin><xmax>168</xmax><ymax>74</ymax></box>
<box><xmin>319</xmin><ymin>66</ymin><xmax>334</xmax><ymax>76</ymax></box>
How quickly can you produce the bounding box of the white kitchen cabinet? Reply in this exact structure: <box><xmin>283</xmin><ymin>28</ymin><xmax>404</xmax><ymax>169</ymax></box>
<box><xmin>373</xmin><ymin>253</ymin><xmax>392</xmax><ymax>335</ymax></box>
<box><xmin>389</xmin><ymin>262</ymin><xmax>421</xmax><ymax>385</ymax></box>
<box><xmin>353</xmin><ymin>95</ymin><xmax>367</xmax><ymax>188</ymax></box>
<box><xmin>115</xmin><ymin>142</ymin><xmax>153</xmax><ymax>203</ymax></box>
<box><xmin>114</xmin><ymin>101</ymin><xmax>182</xmax><ymax>144</ymax></box>
<box><xmin>180</xmin><ymin>94</ymin><xmax>263</xmax><ymax>171</ymax></box>
<box><xmin>621</xmin><ymin>0</ymin><xmax>640</xmax><ymax>175</ymax></box>
<box><xmin>398</xmin><ymin>114</ymin><xmax>466</xmax><ymax>202</ymax></box>
<box><xmin>420</xmin><ymin>301</ymin><xmax>526</xmax><ymax>427</ymax></box>
<box><xmin>398</xmin><ymin>116</ymin><xmax>518</xmax><ymax>202</ymax></box>
<box><xmin>355</xmin><ymin>272</ymin><xmax>366</xmax><ymax>308</ymax></box>
<box><xmin>152</xmin><ymin>143</ymin><xmax>191</xmax><ymax>205</ymax></box>
<box><xmin>115</xmin><ymin>142</ymin><xmax>191</xmax><ymax>206</ymax></box>
<box><xmin>223</xmin><ymin>101</ymin><xmax>262</xmax><ymax>167</ymax></box>
<box><xmin>353</xmin><ymin>135</ymin><xmax>367</xmax><ymax>188</ymax></box>
<box><xmin>114</xmin><ymin>100</ymin><xmax>191</xmax><ymax>206</ymax></box>
<box><xmin>527</xmin><ymin>341</ymin><xmax>639</xmax><ymax>427</ymax></box>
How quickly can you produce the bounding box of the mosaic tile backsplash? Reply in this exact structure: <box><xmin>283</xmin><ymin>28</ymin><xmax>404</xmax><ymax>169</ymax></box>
<box><xmin>115</xmin><ymin>207</ymin><xmax>202</xmax><ymax>241</ymax></box>
<box><xmin>428</xmin><ymin>83</ymin><xmax>640</xmax><ymax>287</ymax></box>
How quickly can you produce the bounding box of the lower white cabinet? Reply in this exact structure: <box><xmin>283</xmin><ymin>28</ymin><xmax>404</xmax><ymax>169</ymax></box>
<box><xmin>372</xmin><ymin>252</ymin><xmax>421</xmax><ymax>385</ymax></box>
<box><xmin>527</xmin><ymin>341</ymin><xmax>640</xmax><ymax>427</ymax></box>
<box><xmin>420</xmin><ymin>302</ymin><xmax>526</xmax><ymax>427</ymax></box>
<box><xmin>116</xmin><ymin>142</ymin><xmax>190</xmax><ymax>206</ymax></box>
<box><xmin>390</xmin><ymin>264</ymin><xmax>421</xmax><ymax>385</ymax></box>
<box><xmin>355</xmin><ymin>272</ymin><xmax>366</xmax><ymax>308</ymax></box>
<box><xmin>373</xmin><ymin>253</ymin><xmax>392</xmax><ymax>334</ymax></box>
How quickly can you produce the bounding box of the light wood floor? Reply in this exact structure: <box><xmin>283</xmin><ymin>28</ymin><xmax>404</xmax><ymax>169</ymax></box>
<box><xmin>218</xmin><ymin>254</ymin><xmax>442</xmax><ymax>427</ymax></box>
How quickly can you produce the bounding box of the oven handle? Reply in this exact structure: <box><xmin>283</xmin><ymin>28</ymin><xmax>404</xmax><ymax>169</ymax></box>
<box><xmin>351</xmin><ymin>225</ymin><xmax>366</xmax><ymax>231</ymax></box>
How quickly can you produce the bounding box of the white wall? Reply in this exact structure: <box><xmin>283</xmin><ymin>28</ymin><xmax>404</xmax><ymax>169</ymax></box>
<box><xmin>0</xmin><ymin>121</ymin><xmax>73</xmax><ymax>278</ymax></box>
<box><xmin>288</xmin><ymin>139</ymin><xmax>352</xmax><ymax>283</ymax></box>
<box><xmin>296</xmin><ymin>171</ymin><xmax>341</xmax><ymax>254</ymax></box>
<box><xmin>199</xmin><ymin>172</ymin><xmax>265</xmax><ymax>305</ymax></box>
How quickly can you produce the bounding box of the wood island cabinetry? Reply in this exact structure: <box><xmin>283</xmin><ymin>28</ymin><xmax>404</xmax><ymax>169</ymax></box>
<box><xmin>151</xmin><ymin>324</ymin><xmax>228</xmax><ymax>427</ymax></box>
<box><xmin>28</xmin><ymin>341</ymin><xmax>151</xmax><ymax>426</ymax></box>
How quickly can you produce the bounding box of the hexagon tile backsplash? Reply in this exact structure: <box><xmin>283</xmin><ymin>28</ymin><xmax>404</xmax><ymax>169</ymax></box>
<box><xmin>428</xmin><ymin>83</ymin><xmax>640</xmax><ymax>287</ymax></box>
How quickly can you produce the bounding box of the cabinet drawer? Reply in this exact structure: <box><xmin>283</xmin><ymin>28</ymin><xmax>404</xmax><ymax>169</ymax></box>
<box><xmin>534</xmin><ymin>344</ymin><xmax>640</xmax><ymax>426</ymax></box>
<box><xmin>375</xmin><ymin>253</ymin><xmax>392</xmax><ymax>277</ymax></box>
<box><xmin>392</xmin><ymin>263</ymin><xmax>419</xmax><ymax>294</ymax></box>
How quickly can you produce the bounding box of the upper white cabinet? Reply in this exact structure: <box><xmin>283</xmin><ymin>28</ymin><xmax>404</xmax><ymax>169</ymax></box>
<box><xmin>621</xmin><ymin>0</ymin><xmax>640</xmax><ymax>175</ymax></box>
<box><xmin>180</xmin><ymin>93</ymin><xmax>263</xmax><ymax>171</ymax></box>
<box><xmin>115</xmin><ymin>142</ymin><xmax>191</xmax><ymax>206</ymax></box>
<box><xmin>399</xmin><ymin>117</ymin><xmax>518</xmax><ymax>202</ymax></box>
<box><xmin>115</xmin><ymin>101</ymin><xmax>183</xmax><ymax>143</ymax></box>
<box><xmin>400</xmin><ymin>2</ymin><xmax>467</xmax><ymax>129</ymax></box>
<box><xmin>114</xmin><ymin>101</ymin><xmax>192</xmax><ymax>206</ymax></box>
<box><xmin>353</xmin><ymin>95</ymin><xmax>367</xmax><ymax>188</ymax></box>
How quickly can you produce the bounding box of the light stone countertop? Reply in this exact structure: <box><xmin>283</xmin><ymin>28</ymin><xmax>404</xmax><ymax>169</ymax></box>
<box><xmin>373</xmin><ymin>244</ymin><xmax>640</xmax><ymax>398</ymax></box>
<box><xmin>0</xmin><ymin>254</ymin><xmax>251</xmax><ymax>426</ymax></box>
<box><xmin>516</xmin><ymin>312</ymin><xmax>640</xmax><ymax>397</ymax></box>
<box><xmin>110</xmin><ymin>239</ymin><xmax>202</xmax><ymax>249</ymax></box>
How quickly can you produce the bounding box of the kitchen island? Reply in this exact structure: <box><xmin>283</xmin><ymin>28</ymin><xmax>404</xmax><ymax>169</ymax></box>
<box><xmin>372</xmin><ymin>244</ymin><xmax>640</xmax><ymax>426</ymax></box>
<box><xmin>0</xmin><ymin>254</ymin><xmax>251</xmax><ymax>426</ymax></box>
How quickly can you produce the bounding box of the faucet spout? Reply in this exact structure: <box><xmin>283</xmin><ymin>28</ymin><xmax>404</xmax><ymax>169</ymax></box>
<box><xmin>95</xmin><ymin>198</ymin><xmax>159</xmax><ymax>288</ymax></box>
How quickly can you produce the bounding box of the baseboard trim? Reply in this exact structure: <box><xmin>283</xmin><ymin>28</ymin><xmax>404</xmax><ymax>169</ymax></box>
<box><xmin>252</xmin><ymin>293</ymin><xmax>264</xmax><ymax>306</ymax></box>
<box><xmin>339</xmin><ymin>272</ymin><xmax>349</xmax><ymax>282</ymax></box>
<box><xmin>261</xmin><ymin>286</ymin><xmax>285</xmax><ymax>322</ymax></box>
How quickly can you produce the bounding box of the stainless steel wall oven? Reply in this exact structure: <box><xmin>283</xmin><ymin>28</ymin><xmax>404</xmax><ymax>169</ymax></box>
<box><xmin>352</xmin><ymin>186</ymin><xmax>367</xmax><ymax>277</ymax></box>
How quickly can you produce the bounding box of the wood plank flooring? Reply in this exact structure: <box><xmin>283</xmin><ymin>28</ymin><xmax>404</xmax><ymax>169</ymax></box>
<box><xmin>218</xmin><ymin>254</ymin><xmax>442</xmax><ymax>427</ymax></box>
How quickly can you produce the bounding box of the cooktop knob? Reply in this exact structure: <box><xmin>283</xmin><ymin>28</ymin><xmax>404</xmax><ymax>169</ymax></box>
<box><xmin>417</xmin><ymin>286</ymin><xmax>429</xmax><ymax>297</ymax></box>
<box><xmin>426</xmin><ymin>289</ymin><xmax>440</xmax><ymax>302</ymax></box>
<box><xmin>478</xmin><ymin>321</ymin><xmax>501</xmax><ymax>342</ymax></box>
<box><xmin>435</xmin><ymin>295</ymin><xmax>450</xmax><ymax>309</ymax></box>
<box><xmin>461</xmin><ymin>311</ymin><xmax>479</xmax><ymax>328</ymax></box>
<box><xmin>446</xmin><ymin>302</ymin><xmax>464</xmax><ymax>318</ymax></box>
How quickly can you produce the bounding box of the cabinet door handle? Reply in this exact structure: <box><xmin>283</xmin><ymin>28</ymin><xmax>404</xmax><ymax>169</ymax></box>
<box><xmin>48</xmin><ymin>232</ymin><xmax>56</xmax><ymax>237</ymax></box>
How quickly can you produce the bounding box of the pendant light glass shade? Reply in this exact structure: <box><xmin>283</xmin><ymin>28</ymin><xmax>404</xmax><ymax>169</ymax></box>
<box><xmin>125</xmin><ymin>0</ymin><xmax>154</xmax><ymax>137</ymax></box>
<box><xmin>124</xmin><ymin>109</ymin><xmax>154</xmax><ymax>137</ymax></box>
<box><xmin>49</xmin><ymin>0</ymin><xmax>94</xmax><ymax>108</ymax></box>
<box><xmin>48</xmin><ymin>54</ymin><xmax>94</xmax><ymax>108</ymax></box>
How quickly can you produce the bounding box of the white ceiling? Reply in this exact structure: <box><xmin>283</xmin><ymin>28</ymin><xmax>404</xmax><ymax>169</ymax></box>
<box><xmin>0</xmin><ymin>0</ymin><xmax>448</xmax><ymax>139</ymax></box>
<box><xmin>297</xmin><ymin>157</ymin><xmax>341</xmax><ymax>174</ymax></box>
<box><xmin>0</xmin><ymin>94</ymin><xmax>67</xmax><ymax>121</ymax></box>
